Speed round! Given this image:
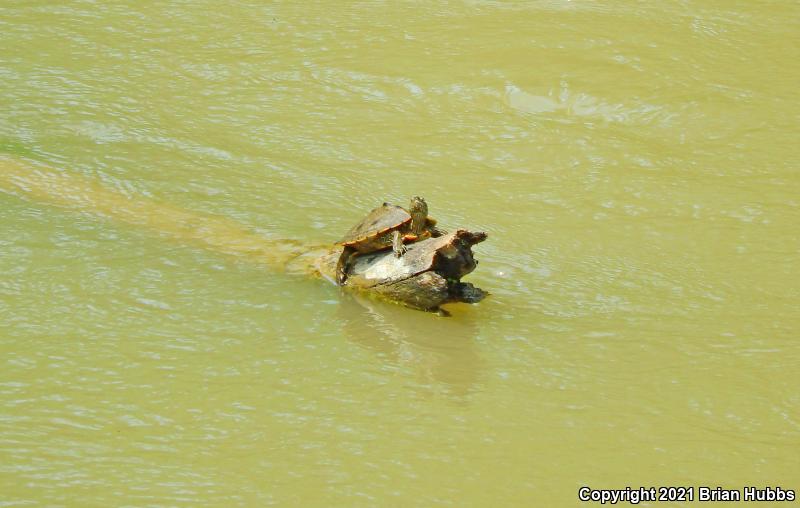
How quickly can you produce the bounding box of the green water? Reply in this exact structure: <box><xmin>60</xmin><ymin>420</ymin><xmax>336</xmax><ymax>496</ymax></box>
<box><xmin>1</xmin><ymin>1</ymin><xmax>799</xmax><ymax>506</ymax></box>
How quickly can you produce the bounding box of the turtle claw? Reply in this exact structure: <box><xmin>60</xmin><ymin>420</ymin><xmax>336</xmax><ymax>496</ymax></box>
<box><xmin>391</xmin><ymin>229</ymin><xmax>407</xmax><ymax>258</ymax></box>
<box><xmin>336</xmin><ymin>246</ymin><xmax>355</xmax><ymax>286</ymax></box>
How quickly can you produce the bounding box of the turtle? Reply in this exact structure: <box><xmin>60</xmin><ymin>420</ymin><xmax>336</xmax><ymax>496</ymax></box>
<box><xmin>335</xmin><ymin>196</ymin><xmax>442</xmax><ymax>285</ymax></box>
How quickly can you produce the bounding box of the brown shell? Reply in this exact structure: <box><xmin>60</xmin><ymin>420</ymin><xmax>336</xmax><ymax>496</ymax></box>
<box><xmin>337</xmin><ymin>203</ymin><xmax>411</xmax><ymax>247</ymax></box>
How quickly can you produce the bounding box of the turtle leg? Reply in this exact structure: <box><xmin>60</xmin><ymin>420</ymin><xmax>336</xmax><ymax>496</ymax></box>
<box><xmin>392</xmin><ymin>230</ymin><xmax>407</xmax><ymax>258</ymax></box>
<box><xmin>336</xmin><ymin>246</ymin><xmax>356</xmax><ymax>285</ymax></box>
<box><xmin>429</xmin><ymin>226</ymin><xmax>447</xmax><ymax>237</ymax></box>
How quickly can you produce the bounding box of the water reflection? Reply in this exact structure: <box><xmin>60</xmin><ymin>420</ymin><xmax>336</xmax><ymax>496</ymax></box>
<box><xmin>337</xmin><ymin>293</ymin><xmax>483</xmax><ymax>400</ymax></box>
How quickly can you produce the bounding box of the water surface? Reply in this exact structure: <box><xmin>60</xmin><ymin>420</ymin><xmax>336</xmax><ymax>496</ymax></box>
<box><xmin>1</xmin><ymin>1</ymin><xmax>798</xmax><ymax>506</ymax></box>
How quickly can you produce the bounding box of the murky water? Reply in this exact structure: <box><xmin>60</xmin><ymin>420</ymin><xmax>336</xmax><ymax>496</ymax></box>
<box><xmin>2</xmin><ymin>1</ymin><xmax>799</xmax><ymax>506</ymax></box>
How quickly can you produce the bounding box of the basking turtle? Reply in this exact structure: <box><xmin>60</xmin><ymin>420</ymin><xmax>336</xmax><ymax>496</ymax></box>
<box><xmin>336</xmin><ymin>196</ymin><xmax>441</xmax><ymax>285</ymax></box>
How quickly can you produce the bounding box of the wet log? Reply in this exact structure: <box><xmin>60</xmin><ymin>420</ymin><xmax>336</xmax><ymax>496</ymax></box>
<box><xmin>1</xmin><ymin>157</ymin><xmax>489</xmax><ymax>314</ymax></box>
<box><xmin>305</xmin><ymin>230</ymin><xmax>489</xmax><ymax>313</ymax></box>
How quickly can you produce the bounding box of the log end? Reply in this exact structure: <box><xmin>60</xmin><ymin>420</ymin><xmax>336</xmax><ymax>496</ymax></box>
<box><xmin>310</xmin><ymin>229</ymin><xmax>489</xmax><ymax>313</ymax></box>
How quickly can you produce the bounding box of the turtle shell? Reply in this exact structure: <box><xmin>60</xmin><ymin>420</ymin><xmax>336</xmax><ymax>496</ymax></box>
<box><xmin>338</xmin><ymin>203</ymin><xmax>411</xmax><ymax>249</ymax></box>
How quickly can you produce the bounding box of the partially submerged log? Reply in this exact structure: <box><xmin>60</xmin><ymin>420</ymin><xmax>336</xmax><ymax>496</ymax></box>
<box><xmin>307</xmin><ymin>230</ymin><xmax>488</xmax><ymax>313</ymax></box>
<box><xmin>1</xmin><ymin>156</ymin><xmax>489</xmax><ymax>314</ymax></box>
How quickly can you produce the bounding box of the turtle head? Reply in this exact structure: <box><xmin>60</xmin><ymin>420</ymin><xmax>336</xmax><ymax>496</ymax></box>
<box><xmin>409</xmin><ymin>196</ymin><xmax>428</xmax><ymax>234</ymax></box>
